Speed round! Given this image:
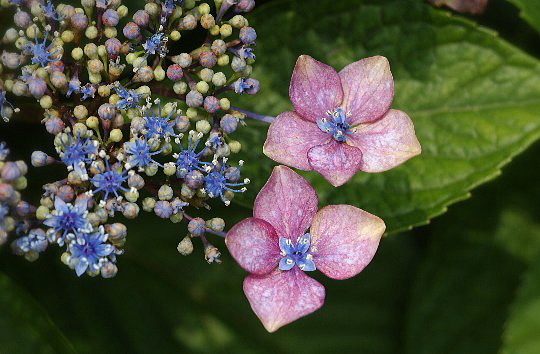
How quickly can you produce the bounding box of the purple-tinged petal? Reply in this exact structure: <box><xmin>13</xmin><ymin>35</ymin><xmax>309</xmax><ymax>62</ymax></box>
<box><xmin>347</xmin><ymin>109</ymin><xmax>421</xmax><ymax>173</ymax></box>
<box><xmin>310</xmin><ymin>205</ymin><xmax>385</xmax><ymax>280</ymax></box>
<box><xmin>339</xmin><ymin>56</ymin><xmax>394</xmax><ymax>125</ymax></box>
<box><xmin>263</xmin><ymin>111</ymin><xmax>329</xmax><ymax>170</ymax></box>
<box><xmin>289</xmin><ymin>55</ymin><xmax>343</xmax><ymax>123</ymax></box>
<box><xmin>253</xmin><ymin>166</ymin><xmax>318</xmax><ymax>239</ymax></box>
<box><xmin>54</xmin><ymin>197</ymin><xmax>66</xmax><ymax>211</ymax></box>
<box><xmin>226</xmin><ymin>217</ymin><xmax>281</xmax><ymax>275</ymax></box>
<box><xmin>307</xmin><ymin>140</ymin><xmax>363</xmax><ymax>187</ymax></box>
<box><xmin>243</xmin><ymin>268</ymin><xmax>325</xmax><ymax>332</ymax></box>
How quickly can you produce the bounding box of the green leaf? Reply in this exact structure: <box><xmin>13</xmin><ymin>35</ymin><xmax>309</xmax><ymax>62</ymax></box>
<box><xmin>234</xmin><ymin>0</ymin><xmax>540</xmax><ymax>234</ymax></box>
<box><xmin>0</xmin><ymin>271</ymin><xmax>75</xmax><ymax>353</ymax></box>
<box><xmin>506</xmin><ymin>0</ymin><xmax>540</xmax><ymax>33</ymax></box>
<box><xmin>502</xmin><ymin>256</ymin><xmax>540</xmax><ymax>354</ymax></box>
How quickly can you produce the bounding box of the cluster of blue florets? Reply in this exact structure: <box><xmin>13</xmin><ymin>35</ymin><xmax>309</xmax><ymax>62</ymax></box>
<box><xmin>0</xmin><ymin>0</ymin><xmax>258</xmax><ymax>277</ymax></box>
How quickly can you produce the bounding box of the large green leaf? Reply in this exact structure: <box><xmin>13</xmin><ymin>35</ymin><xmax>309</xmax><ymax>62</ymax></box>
<box><xmin>234</xmin><ymin>0</ymin><xmax>540</xmax><ymax>234</ymax></box>
<box><xmin>502</xmin><ymin>256</ymin><xmax>540</xmax><ymax>354</ymax></box>
<box><xmin>506</xmin><ymin>0</ymin><xmax>540</xmax><ymax>33</ymax></box>
<box><xmin>0</xmin><ymin>271</ymin><xmax>75</xmax><ymax>353</ymax></box>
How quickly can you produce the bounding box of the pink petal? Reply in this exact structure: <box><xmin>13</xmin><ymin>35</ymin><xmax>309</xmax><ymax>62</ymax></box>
<box><xmin>226</xmin><ymin>217</ymin><xmax>281</xmax><ymax>275</ymax></box>
<box><xmin>253</xmin><ymin>165</ymin><xmax>318</xmax><ymax>239</ymax></box>
<box><xmin>307</xmin><ymin>140</ymin><xmax>363</xmax><ymax>187</ymax></box>
<box><xmin>347</xmin><ymin>109</ymin><xmax>421</xmax><ymax>173</ymax></box>
<box><xmin>263</xmin><ymin>111</ymin><xmax>330</xmax><ymax>170</ymax></box>
<box><xmin>310</xmin><ymin>205</ymin><xmax>385</xmax><ymax>280</ymax></box>
<box><xmin>339</xmin><ymin>56</ymin><xmax>394</xmax><ymax>125</ymax></box>
<box><xmin>289</xmin><ymin>55</ymin><xmax>343</xmax><ymax>123</ymax></box>
<box><xmin>243</xmin><ymin>268</ymin><xmax>325</xmax><ymax>332</ymax></box>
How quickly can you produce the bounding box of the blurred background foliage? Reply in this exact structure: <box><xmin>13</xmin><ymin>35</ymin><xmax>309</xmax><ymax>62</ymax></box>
<box><xmin>2</xmin><ymin>0</ymin><xmax>540</xmax><ymax>352</ymax></box>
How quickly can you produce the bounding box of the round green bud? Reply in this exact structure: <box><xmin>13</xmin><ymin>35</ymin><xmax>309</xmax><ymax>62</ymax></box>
<box><xmin>73</xmin><ymin>123</ymin><xmax>88</xmax><ymax>137</ymax></box>
<box><xmin>125</xmin><ymin>189</ymin><xmax>139</xmax><ymax>203</ymax></box>
<box><xmin>117</xmin><ymin>5</ymin><xmax>128</xmax><ymax>17</ymax></box>
<box><xmin>209</xmin><ymin>25</ymin><xmax>220</xmax><ymax>36</ymax></box>
<box><xmin>220</xmin><ymin>98</ymin><xmax>231</xmax><ymax>111</ymax></box>
<box><xmin>196</xmin><ymin>119</ymin><xmax>211</xmax><ymax>134</ymax></box>
<box><xmin>109</xmin><ymin>129</ymin><xmax>123</xmax><ymax>142</ymax></box>
<box><xmin>212</xmin><ymin>72</ymin><xmax>227</xmax><ymax>86</ymax></box>
<box><xmin>228</xmin><ymin>140</ymin><xmax>241</xmax><ymax>153</ymax></box>
<box><xmin>170</xmin><ymin>213</ymin><xmax>183</xmax><ymax>224</ymax></box>
<box><xmin>126</xmin><ymin>52</ymin><xmax>138</xmax><ymax>65</ymax></box>
<box><xmin>206</xmin><ymin>218</ymin><xmax>225</xmax><ymax>232</ymax></box>
<box><xmin>217</xmin><ymin>54</ymin><xmax>230</xmax><ymax>66</ymax></box>
<box><xmin>163</xmin><ymin>162</ymin><xmax>177</xmax><ymax>176</ymax></box>
<box><xmin>61</xmin><ymin>30</ymin><xmax>74</xmax><ymax>43</ymax></box>
<box><xmin>84</xmin><ymin>43</ymin><xmax>98</xmax><ymax>58</ymax></box>
<box><xmin>40</xmin><ymin>95</ymin><xmax>52</xmax><ymax>109</ymax></box>
<box><xmin>72</xmin><ymin>47</ymin><xmax>84</xmax><ymax>60</ymax></box>
<box><xmin>186</xmin><ymin>107</ymin><xmax>198</xmax><ymax>120</ymax></box>
<box><xmin>170</xmin><ymin>30</ymin><xmax>181</xmax><ymax>41</ymax></box>
<box><xmin>145</xmin><ymin>3</ymin><xmax>159</xmax><ymax>16</ymax></box>
<box><xmin>74</xmin><ymin>105</ymin><xmax>88</xmax><ymax>120</ymax></box>
<box><xmin>243</xmin><ymin>65</ymin><xmax>253</xmax><ymax>77</ymax></box>
<box><xmin>195</xmin><ymin>81</ymin><xmax>209</xmax><ymax>94</ymax></box>
<box><xmin>4</xmin><ymin>79</ymin><xmax>13</xmax><ymax>91</ymax></box>
<box><xmin>85</xmin><ymin>25</ymin><xmax>98</xmax><ymax>39</ymax></box>
<box><xmin>173</xmin><ymin>81</ymin><xmax>188</xmax><ymax>95</ymax></box>
<box><xmin>36</xmin><ymin>205</ymin><xmax>49</xmax><ymax>220</ymax></box>
<box><xmin>177</xmin><ymin>236</ymin><xmax>193</xmax><ymax>255</ymax></box>
<box><xmin>104</xmin><ymin>27</ymin><xmax>117</xmax><ymax>38</ymax></box>
<box><xmin>14</xmin><ymin>176</ymin><xmax>27</xmax><ymax>190</ymax></box>
<box><xmin>220</xmin><ymin>24</ymin><xmax>233</xmax><ymax>37</ymax></box>
<box><xmin>97</xmin><ymin>45</ymin><xmax>107</xmax><ymax>58</ymax></box>
<box><xmin>184</xmin><ymin>0</ymin><xmax>196</xmax><ymax>9</ymax></box>
<box><xmin>26</xmin><ymin>25</ymin><xmax>40</xmax><ymax>39</ymax></box>
<box><xmin>132</xmin><ymin>57</ymin><xmax>147</xmax><ymax>68</ymax></box>
<box><xmin>158</xmin><ymin>185</ymin><xmax>174</xmax><ymax>201</ymax></box>
<box><xmin>198</xmin><ymin>3</ymin><xmax>210</xmax><ymax>15</ymax></box>
<box><xmin>4</xmin><ymin>28</ymin><xmax>18</xmax><ymax>43</ymax></box>
<box><xmin>135</xmin><ymin>85</ymin><xmax>151</xmax><ymax>97</ymax></box>
<box><xmin>154</xmin><ymin>65</ymin><xmax>166</xmax><ymax>81</ymax></box>
<box><xmin>172</xmin><ymin>7</ymin><xmax>183</xmax><ymax>19</ymax></box>
<box><xmin>181</xmin><ymin>184</ymin><xmax>195</xmax><ymax>199</ymax></box>
<box><xmin>142</xmin><ymin>197</ymin><xmax>156</xmax><ymax>212</ymax></box>
<box><xmin>86</xmin><ymin>116</ymin><xmax>99</xmax><ymax>129</ymax></box>
<box><xmin>35</xmin><ymin>68</ymin><xmax>48</xmax><ymax>79</ymax></box>
<box><xmin>230</xmin><ymin>15</ymin><xmax>246</xmax><ymax>28</ymax></box>
<box><xmin>199</xmin><ymin>68</ymin><xmax>214</xmax><ymax>82</ymax></box>
<box><xmin>98</xmin><ymin>85</ymin><xmax>111</xmax><ymax>97</ymax></box>
<box><xmin>145</xmin><ymin>164</ymin><xmax>159</xmax><ymax>176</ymax></box>
<box><xmin>89</xmin><ymin>72</ymin><xmax>102</xmax><ymax>84</ymax></box>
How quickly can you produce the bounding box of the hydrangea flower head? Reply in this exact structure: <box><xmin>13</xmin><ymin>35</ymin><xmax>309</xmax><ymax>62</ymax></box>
<box><xmin>226</xmin><ymin>165</ymin><xmax>385</xmax><ymax>332</ymax></box>
<box><xmin>114</xmin><ymin>83</ymin><xmax>141</xmax><ymax>110</ymax></box>
<box><xmin>59</xmin><ymin>134</ymin><xmax>97</xmax><ymax>180</ymax></box>
<box><xmin>23</xmin><ymin>29</ymin><xmax>58</xmax><ymax>68</ymax></box>
<box><xmin>263</xmin><ymin>55</ymin><xmax>421</xmax><ymax>186</ymax></box>
<box><xmin>90</xmin><ymin>159</ymin><xmax>129</xmax><ymax>201</ymax></box>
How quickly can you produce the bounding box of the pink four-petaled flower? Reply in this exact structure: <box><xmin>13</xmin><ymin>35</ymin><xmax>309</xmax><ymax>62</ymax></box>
<box><xmin>263</xmin><ymin>55</ymin><xmax>421</xmax><ymax>187</ymax></box>
<box><xmin>226</xmin><ymin>165</ymin><xmax>386</xmax><ymax>332</ymax></box>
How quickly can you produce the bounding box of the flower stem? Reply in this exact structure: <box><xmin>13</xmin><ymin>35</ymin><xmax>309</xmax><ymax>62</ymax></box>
<box><xmin>231</xmin><ymin>106</ymin><xmax>275</xmax><ymax>124</ymax></box>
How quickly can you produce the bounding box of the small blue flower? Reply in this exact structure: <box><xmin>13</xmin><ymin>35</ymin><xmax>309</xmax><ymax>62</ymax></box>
<box><xmin>44</xmin><ymin>197</ymin><xmax>93</xmax><ymax>245</ymax></box>
<box><xmin>316</xmin><ymin>108</ymin><xmax>351</xmax><ymax>142</ymax></box>
<box><xmin>143</xmin><ymin>101</ymin><xmax>176</xmax><ymax>139</ymax></box>
<box><xmin>203</xmin><ymin>160</ymin><xmax>248</xmax><ymax>205</ymax></box>
<box><xmin>114</xmin><ymin>83</ymin><xmax>141</xmax><ymax>110</ymax></box>
<box><xmin>80</xmin><ymin>84</ymin><xmax>97</xmax><ymax>100</ymax></box>
<box><xmin>41</xmin><ymin>0</ymin><xmax>62</xmax><ymax>20</ymax></box>
<box><xmin>233</xmin><ymin>78</ymin><xmax>258</xmax><ymax>94</ymax></box>
<box><xmin>143</xmin><ymin>32</ymin><xmax>168</xmax><ymax>58</ymax></box>
<box><xmin>23</xmin><ymin>30</ymin><xmax>58</xmax><ymax>67</ymax></box>
<box><xmin>66</xmin><ymin>75</ymin><xmax>81</xmax><ymax>97</ymax></box>
<box><xmin>69</xmin><ymin>226</ymin><xmax>114</xmax><ymax>277</ymax></box>
<box><xmin>14</xmin><ymin>228</ymin><xmax>48</xmax><ymax>254</ymax></box>
<box><xmin>0</xmin><ymin>90</ymin><xmax>17</xmax><ymax>122</ymax></box>
<box><xmin>278</xmin><ymin>233</ymin><xmax>316</xmax><ymax>272</ymax></box>
<box><xmin>59</xmin><ymin>134</ymin><xmax>97</xmax><ymax>180</ymax></box>
<box><xmin>0</xmin><ymin>142</ymin><xmax>9</xmax><ymax>160</ymax></box>
<box><xmin>174</xmin><ymin>132</ymin><xmax>208</xmax><ymax>178</ymax></box>
<box><xmin>124</xmin><ymin>138</ymin><xmax>162</xmax><ymax>169</ymax></box>
<box><xmin>90</xmin><ymin>159</ymin><xmax>129</xmax><ymax>200</ymax></box>
<box><xmin>0</xmin><ymin>203</ymin><xmax>8</xmax><ymax>225</ymax></box>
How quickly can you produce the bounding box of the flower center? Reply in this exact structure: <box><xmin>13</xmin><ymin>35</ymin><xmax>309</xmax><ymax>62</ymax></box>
<box><xmin>317</xmin><ymin>107</ymin><xmax>351</xmax><ymax>142</ymax></box>
<box><xmin>278</xmin><ymin>233</ymin><xmax>316</xmax><ymax>272</ymax></box>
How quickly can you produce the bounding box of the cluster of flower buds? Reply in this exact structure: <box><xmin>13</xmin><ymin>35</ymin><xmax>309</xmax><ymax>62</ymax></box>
<box><xmin>0</xmin><ymin>0</ymin><xmax>258</xmax><ymax>277</ymax></box>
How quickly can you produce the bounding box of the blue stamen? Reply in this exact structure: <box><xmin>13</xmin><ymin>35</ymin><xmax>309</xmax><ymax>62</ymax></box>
<box><xmin>317</xmin><ymin>107</ymin><xmax>351</xmax><ymax>142</ymax></box>
<box><xmin>278</xmin><ymin>233</ymin><xmax>316</xmax><ymax>272</ymax></box>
